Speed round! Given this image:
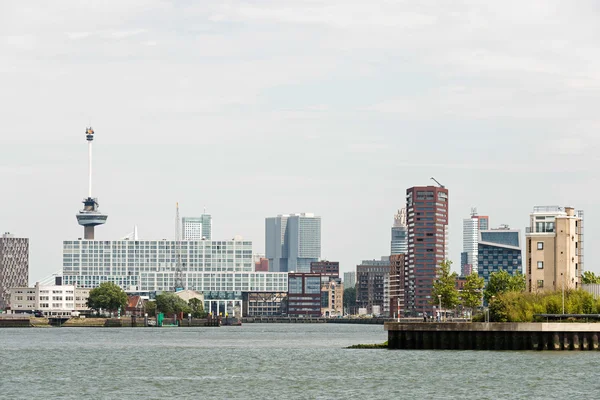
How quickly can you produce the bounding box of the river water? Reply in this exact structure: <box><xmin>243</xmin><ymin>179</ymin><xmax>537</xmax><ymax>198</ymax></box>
<box><xmin>0</xmin><ymin>324</ymin><xmax>595</xmax><ymax>399</ymax></box>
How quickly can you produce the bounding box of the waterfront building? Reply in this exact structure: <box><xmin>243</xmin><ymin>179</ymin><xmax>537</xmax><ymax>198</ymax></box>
<box><xmin>310</xmin><ymin>261</ymin><xmax>340</xmax><ymax>279</ymax></box>
<box><xmin>461</xmin><ymin>209</ymin><xmax>489</xmax><ymax>276</ymax></box>
<box><xmin>391</xmin><ymin>208</ymin><xmax>408</xmax><ymax>255</ymax></box>
<box><xmin>526</xmin><ymin>206</ymin><xmax>583</xmax><ymax>292</ymax></box>
<box><xmin>287</xmin><ymin>272</ymin><xmax>322</xmax><ymax>317</ymax></box>
<box><xmin>356</xmin><ymin>257</ymin><xmax>390</xmax><ymax>315</ymax></box>
<box><xmin>321</xmin><ymin>278</ymin><xmax>343</xmax><ymax>317</ymax></box>
<box><xmin>405</xmin><ymin>185</ymin><xmax>449</xmax><ymax>316</ymax></box>
<box><xmin>0</xmin><ymin>233</ymin><xmax>29</xmax><ymax>310</ymax></box>
<box><xmin>478</xmin><ymin>226</ymin><xmax>522</xmax><ymax>287</ymax></box>
<box><xmin>242</xmin><ymin>292</ymin><xmax>287</xmax><ymax>316</ymax></box>
<box><xmin>383</xmin><ymin>276</ymin><xmax>390</xmax><ymax>316</ymax></box>
<box><xmin>9</xmin><ymin>282</ymin><xmax>89</xmax><ymax>317</ymax></box>
<box><xmin>61</xmin><ymin>238</ymin><xmax>288</xmax><ymax>316</ymax></box>
<box><xmin>389</xmin><ymin>254</ymin><xmax>406</xmax><ymax>318</ymax></box>
<box><xmin>182</xmin><ymin>214</ymin><xmax>212</xmax><ymax>241</ymax></box>
<box><xmin>265</xmin><ymin>213</ymin><xmax>321</xmax><ymax>273</ymax></box>
<box><xmin>343</xmin><ymin>271</ymin><xmax>356</xmax><ymax>289</ymax></box>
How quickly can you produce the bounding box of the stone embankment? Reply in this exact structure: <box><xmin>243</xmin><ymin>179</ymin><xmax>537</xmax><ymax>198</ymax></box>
<box><xmin>385</xmin><ymin>322</ymin><xmax>600</xmax><ymax>350</ymax></box>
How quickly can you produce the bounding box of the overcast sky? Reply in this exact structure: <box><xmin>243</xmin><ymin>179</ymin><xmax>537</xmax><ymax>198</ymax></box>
<box><xmin>1</xmin><ymin>1</ymin><xmax>599</xmax><ymax>283</ymax></box>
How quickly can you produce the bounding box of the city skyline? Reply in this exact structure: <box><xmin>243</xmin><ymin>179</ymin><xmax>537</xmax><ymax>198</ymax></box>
<box><xmin>1</xmin><ymin>1</ymin><xmax>599</xmax><ymax>282</ymax></box>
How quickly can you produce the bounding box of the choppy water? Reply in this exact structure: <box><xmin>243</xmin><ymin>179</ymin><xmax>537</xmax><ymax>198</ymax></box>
<box><xmin>0</xmin><ymin>324</ymin><xmax>596</xmax><ymax>399</ymax></box>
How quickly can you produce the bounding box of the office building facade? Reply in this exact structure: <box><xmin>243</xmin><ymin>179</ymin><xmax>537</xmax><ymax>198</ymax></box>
<box><xmin>265</xmin><ymin>213</ymin><xmax>321</xmax><ymax>273</ymax></box>
<box><xmin>526</xmin><ymin>206</ymin><xmax>583</xmax><ymax>292</ymax></box>
<box><xmin>0</xmin><ymin>233</ymin><xmax>29</xmax><ymax>310</ymax></box>
<box><xmin>182</xmin><ymin>214</ymin><xmax>212</xmax><ymax>241</ymax></box>
<box><xmin>61</xmin><ymin>239</ymin><xmax>288</xmax><ymax>316</ymax></box>
<box><xmin>9</xmin><ymin>282</ymin><xmax>89</xmax><ymax>316</ymax></box>
<box><xmin>405</xmin><ymin>186</ymin><xmax>449</xmax><ymax>316</ymax></box>
<box><xmin>343</xmin><ymin>271</ymin><xmax>356</xmax><ymax>289</ymax></box>
<box><xmin>391</xmin><ymin>208</ymin><xmax>408</xmax><ymax>255</ymax></box>
<box><xmin>310</xmin><ymin>261</ymin><xmax>340</xmax><ymax>279</ymax></box>
<box><xmin>462</xmin><ymin>210</ymin><xmax>489</xmax><ymax>276</ymax></box>
<box><xmin>287</xmin><ymin>272</ymin><xmax>322</xmax><ymax>317</ymax></box>
<box><xmin>478</xmin><ymin>227</ymin><xmax>522</xmax><ymax>287</ymax></box>
<box><xmin>356</xmin><ymin>258</ymin><xmax>390</xmax><ymax>314</ymax></box>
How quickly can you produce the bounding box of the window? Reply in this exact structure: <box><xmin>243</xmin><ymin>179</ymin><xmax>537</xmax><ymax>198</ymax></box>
<box><xmin>537</xmin><ymin>242</ymin><xmax>544</xmax><ymax>250</ymax></box>
<box><xmin>537</xmin><ymin>261</ymin><xmax>544</xmax><ymax>269</ymax></box>
<box><xmin>537</xmin><ymin>280</ymin><xmax>544</xmax><ymax>288</ymax></box>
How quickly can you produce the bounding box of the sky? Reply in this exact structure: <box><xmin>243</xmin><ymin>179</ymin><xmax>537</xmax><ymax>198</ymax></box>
<box><xmin>1</xmin><ymin>1</ymin><xmax>599</xmax><ymax>283</ymax></box>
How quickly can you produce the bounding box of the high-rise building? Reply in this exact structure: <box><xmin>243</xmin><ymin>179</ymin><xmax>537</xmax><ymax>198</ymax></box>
<box><xmin>182</xmin><ymin>214</ymin><xmax>212</xmax><ymax>241</ymax></box>
<box><xmin>0</xmin><ymin>233</ymin><xmax>29</xmax><ymax>310</ymax></box>
<box><xmin>356</xmin><ymin>257</ymin><xmax>390</xmax><ymax>314</ymax></box>
<box><xmin>405</xmin><ymin>185</ymin><xmax>449</xmax><ymax>316</ymax></box>
<box><xmin>525</xmin><ymin>206</ymin><xmax>583</xmax><ymax>292</ymax></box>
<box><xmin>461</xmin><ymin>209</ymin><xmax>489</xmax><ymax>276</ymax></box>
<box><xmin>265</xmin><ymin>213</ymin><xmax>321</xmax><ymax>273</ymax></box>
<box><xmin>391</xmin><ymin>208</ymin><xmax>408</xmax><ymax>255</ymax></box>
<box><xmin>343</xmin><ymin>271</ymin><xmax>356</xmax><ymax>289</ymax></box>
<box><xmin>478</xmin><ymin>226</ymin><xmax>522</xmax><ymax>287</ymax></box>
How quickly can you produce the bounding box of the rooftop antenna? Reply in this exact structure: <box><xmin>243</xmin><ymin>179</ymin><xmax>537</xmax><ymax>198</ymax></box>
<box><xmin>430</xmin><ymin>177</ymin><xmax>445</xmax><ymax>188</ymax></box>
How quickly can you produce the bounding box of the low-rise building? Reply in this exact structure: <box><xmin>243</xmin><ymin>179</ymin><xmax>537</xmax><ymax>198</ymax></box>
<box><xmin>242</xmin><ymin>292</ymin><xmax>287</xmax><ymax>317</ymax></box>
<box><xmin>287</xmin><ymin>272</ymin><xmax>321</xmax><ymax>317</ymax></box>
<box><xmin>9</xmin><ymin>282</ymin><xmax>90</xmax><ymax>317</ymax></box>
<box><xmin>478</xmin><ymin>226</ymin><xmax>522</xmax><ymax>287</ymax></box>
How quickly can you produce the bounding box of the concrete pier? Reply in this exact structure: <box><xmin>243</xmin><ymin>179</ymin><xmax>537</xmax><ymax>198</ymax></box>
<box><xmin>385</xmin><ymin>322</ymin><xmax>600</xmax><ymax>350</ymax></box>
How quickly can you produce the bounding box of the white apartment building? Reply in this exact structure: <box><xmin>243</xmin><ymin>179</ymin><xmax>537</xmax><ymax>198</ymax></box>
<box><xmin>61</xmin><ymin>239</ymin><xmax>288</xmax><ymax>316</ymax></box>
<box><xmin>9</xmin><ymin>282</ymin><xmax>90</xmax><ymax>316</ymax></box>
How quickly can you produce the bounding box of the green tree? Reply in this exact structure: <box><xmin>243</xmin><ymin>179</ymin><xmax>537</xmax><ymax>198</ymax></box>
<box><xmin>343</xmin><ymin>287</ymin><xmax>357</xmax><ymax>314</ymax></box>
<box><xmin>432</xmin><ymin>260</ymin><xmax>459</xmax><ymax>311</ymax></box>
<box><xmin>144</xmin><ymin>300</ymin><xmax>157</xmax><ymax>317</ymax></box>
<box><xmin>461</xmin><ymin>272</ymin><xmax>485</xmax><ymax>315</ymax></box>
<box><xmin>155</xmin><ymin>292</ymin><xmax>191</xmax><ymax>315</ymax></box>
<box><xmin>582</xmin><ymin>271</ymin><xmax>600</xmax><ymax>284</ymax></box>
<box><xmin>188</xmin><ymin>298</ymin><xmax>206</xmax><ymax>318</ymax></box>
<box><xmin>87</xmin><ymin>282</ymin><xmax>128</xmax><ymax>314</ymax></box>
<box><xmin>484</xmin><ymin>270</ymin><xmax>525</xmax><ymax>302</ymax></box>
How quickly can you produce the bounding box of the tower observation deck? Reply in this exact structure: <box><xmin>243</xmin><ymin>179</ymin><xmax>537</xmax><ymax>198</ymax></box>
<box><xmin>76</xmin><ymin>127</ymin><xmax>107</xmax><ymax>239</ymax></box>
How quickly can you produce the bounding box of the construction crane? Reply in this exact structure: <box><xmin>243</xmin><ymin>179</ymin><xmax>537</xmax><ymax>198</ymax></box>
<box><xmin>174</xmin><ymin>202</ymin><xmax>184</xmax><ymax>292</ymax></box>
<box><xmin>430</xmin><ymin>177</ymin><xmax>445</xmax><ymax>188</ymax></box>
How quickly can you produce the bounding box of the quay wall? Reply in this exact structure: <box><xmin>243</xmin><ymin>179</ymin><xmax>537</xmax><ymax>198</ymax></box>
<box><xmin>385</xmin><ymin>322</ymin><xmax>600</xmax><ymax>351</ymax></box>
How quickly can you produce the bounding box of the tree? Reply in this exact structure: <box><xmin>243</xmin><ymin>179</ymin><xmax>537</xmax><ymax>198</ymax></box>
<box><xmin>144</xmin><ymin>301</ymin><xmax>157</xmax><ymax>317</ymax></box>
<box><xmin>343</xmin><ymin>287</ymin><xmax>357</xmax><ymax>314</ymax></box>
<box><xmin>461</xmin><ymin>272</ymin><xmax>485</xmax><ymax>315</ymax></box>
<box><xmin>188</xmin><ymin>298</ymin><xmax>206</xmax><ymax>318</ymax></box>
<box><xmin>432</xmin><ymin>260</ymin><xmax>459</xmax><ymax>311</ymax></box>
<box><xmin>87</xmin><ymin>282</ymin><xmax>128</xmax><ymax>314</ymax></box>
<box><xmin>484</xmin><ymin>270</ymin><xmax>526</xmax><ymax>302</ymax></box>
<box><xmin>582</xmin><ymin>271</ymin><xmax>600</xmax><ymax>284</ymax></box>
<box><xmin>155</xmin><ymin>292</ymin><xmax>191</xmax><ymax>315</ymax></box>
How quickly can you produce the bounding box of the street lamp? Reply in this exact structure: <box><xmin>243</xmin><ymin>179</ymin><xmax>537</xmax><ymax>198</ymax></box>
<box><xmin>561</xmin><ymin>272</ymin><xmax>565</xmax><ymax>315</ymax></box>
<box><xmin>397</xmin><ymin>297</ymin><xmax>400</xmax><ymax>323</ymax></box>
<box><xmin>438</xmin><ymin>294</ymin><xmax>442</xmax><ymax>322</ymax></box>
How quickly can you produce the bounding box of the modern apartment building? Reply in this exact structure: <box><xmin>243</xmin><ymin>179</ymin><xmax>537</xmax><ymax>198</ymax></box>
<box><xmin>0</xmin><ymin>233</ymin><xmax>29</xmax><ymax>310</ymax></box>
<box><xmin>461</xmin><ymin>209</ymin><xmax>489</xmax><ymax>276</ymax></box>
<box><xmin>287</xmin><ymin>272</ymin><xmax>322</xmax><ymax>317</ymax></box>
<box><xmin>310</xmin><ymin>261</ymin><xmax>340</xmax><ymax>279</ymax></box>
<box><xmin>343</xmin><ymin>271</ymin><xmax>356</xmax><ymax>289</ymax></box>
<box><xmin>405</xmin><ymin>185</ymin><xmax>449</xmax><ymax>316</ymax></box>
<box><xmin>61</xmin><ymin>239</ymin><xmax>288</xmax><ymax>316</ymax></box>
<box><xmin>356</xmin><ymin>257</ymin><xmax>390</xmax><ymax>314</ymax></box>
<box><xmin>391</xmin><ymin>208</ymin><xmax>408</xmax><ymax>255</ymax></box>
<box><xmin>265</xmin><ymin>213</ymin><xmax>321</xmax><ymax>273</ymax></box>
<box><xmin>478</xmin><ymin>226</ymin><xmax>522</xmax><ymax>287</ymax></box>
<box><xmin>9</xmin><ymin>282</ymin><xmax>89</xmax><ymax>317</ymax></box>
<box><xmin>182</xmin><ymin>214</ymin><xmax>212</xmax><ymax>241</ymax></box>
<box><xmin>526</xmin><ymin>206</ymin><xmax>583</xmax><ymax>292</ymax></box>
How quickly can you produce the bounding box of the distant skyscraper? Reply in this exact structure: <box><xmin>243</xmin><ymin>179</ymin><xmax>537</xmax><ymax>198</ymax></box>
<box><xmin>391</xmin><ymin>208</ymin><xmax>408</xmax><ymax>255</ymax></box>
<box><xmin>182</xmin><ymin>214</ymin><xmax>212</xmax><ymax>240</ymax></box>
<box><xmin>461</xmin><ymin>209</ymin><xmax>489</xmax><ymax>276</ymax></box>
<box><xmin>478</xmin><ymin>226</ymin><xmax>522</xmax><ymax>287</ymax></box>
<box><xmin>343</xmin><ymin>271</ymin><xmax>356</xmax><ymax>289</ymax></box>
<box><xmin>404</xmin><ymin>185</ymin><xmax>449</xmax><ymax>316</ymax></box>
<box><xmin>0</xmin><ymin>233</ymin><xmax>29</xmax><ymax>310</ymax></box>
<box><xmin>265</xmin><ymin>213</ymin><xmax>321</xmax><ymax>273</ymax></box>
